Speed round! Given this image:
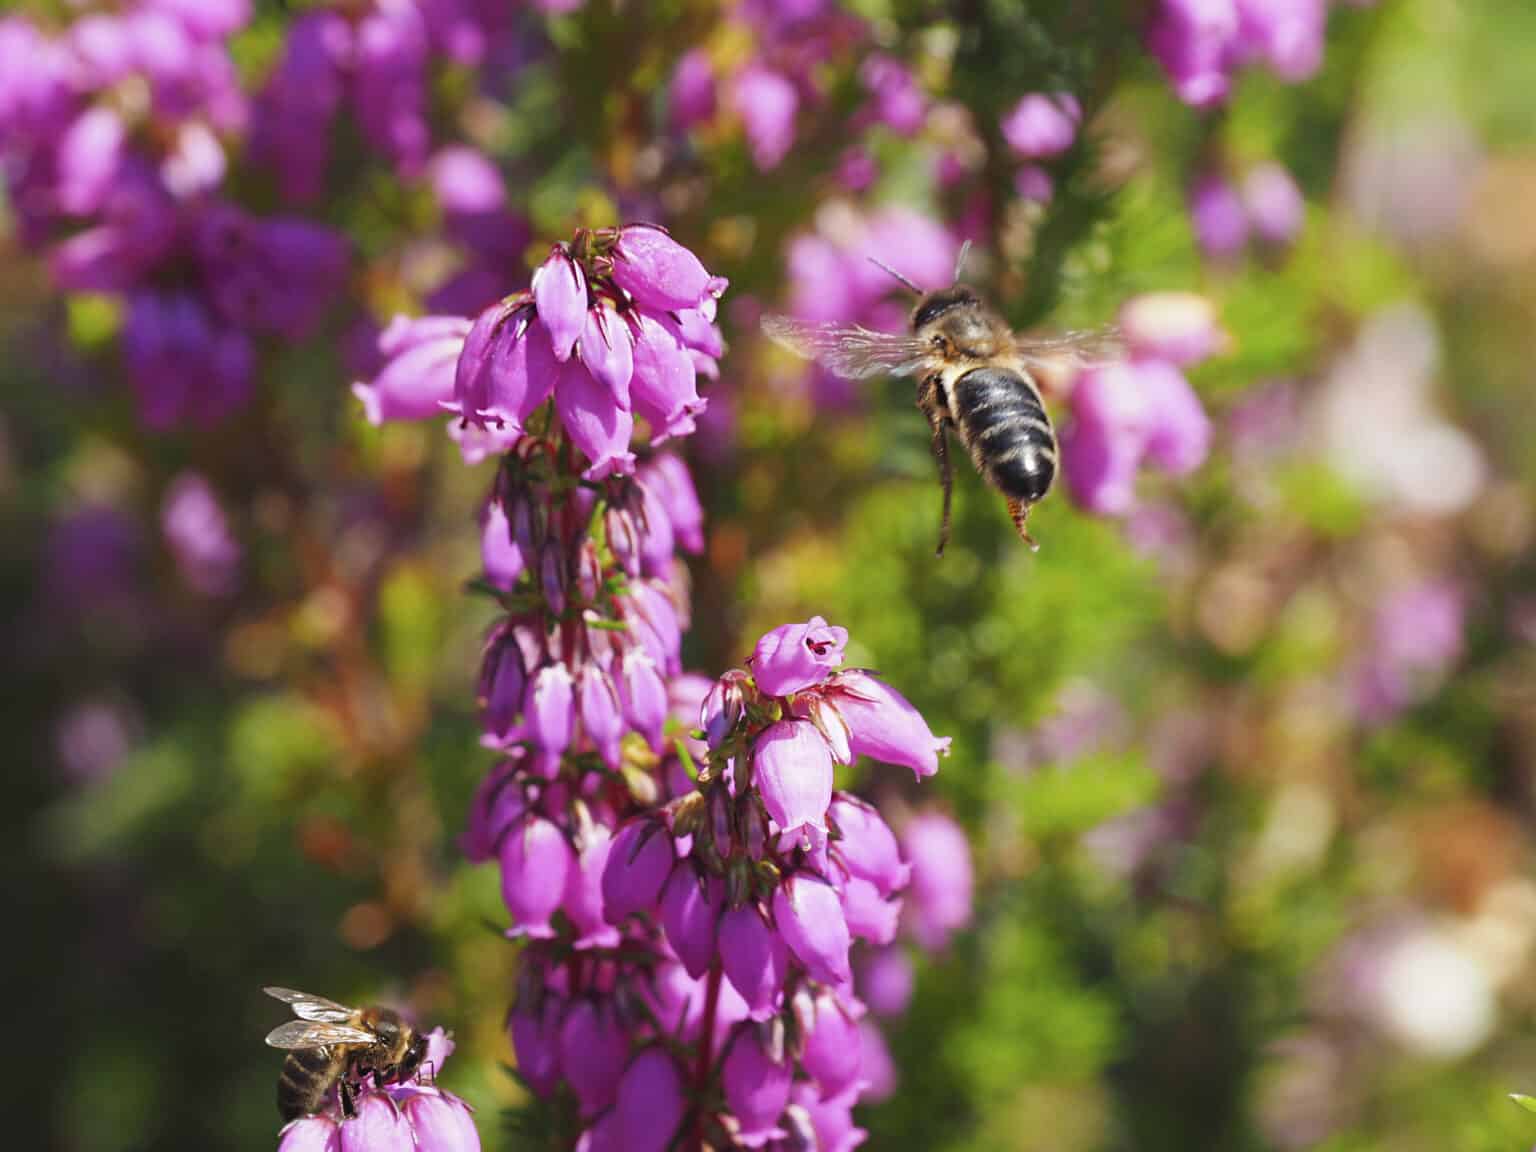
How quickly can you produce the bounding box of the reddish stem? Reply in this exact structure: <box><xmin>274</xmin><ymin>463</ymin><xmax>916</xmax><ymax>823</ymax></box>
<box><xmin>692</xmin><ymin>962</ymin><xmax>724</xmax><ymax>1151</ymax></box>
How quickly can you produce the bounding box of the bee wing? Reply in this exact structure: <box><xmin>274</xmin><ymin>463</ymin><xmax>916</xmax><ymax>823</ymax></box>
<box><xmin>761</xmin><ymin>316</ymin><xmax>931</xmax><ymax>380</ymax></box>
<box><xmin>265</xmin><ymin>1020</ymin><xmax>380</xmax><ymax>1050</ymax></box>
<box><xmin>263</xmin><ymin>987</ymin><xmax>359</xmax><ymax>1023</ymax></box>
<box><xmin>1012</xmin><ymin>326</ymin><xmax>1124</xmax><ymax>369</ymax></box>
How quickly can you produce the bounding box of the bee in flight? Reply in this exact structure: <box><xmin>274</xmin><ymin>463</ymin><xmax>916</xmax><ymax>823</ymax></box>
<box><xmin>263</xmin><ymin>986</ymin><xmax>429</xmax><ymax>1122</ymax></box>
<box><xmin>762</xmin><ymin>245</ymin><xmax>1117</xmax><ymax>554</ymax></box>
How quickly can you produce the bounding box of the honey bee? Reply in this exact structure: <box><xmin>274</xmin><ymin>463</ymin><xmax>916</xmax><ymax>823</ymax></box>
<box><xmin>264</xmin><ymin>987</ymin><xmax>429</xmax><ymax>1122</ymax></box>
<box><xmin>762</xmin><ymin>246</ymin><xmax>1116</xmax><ymax>554</ymax></box>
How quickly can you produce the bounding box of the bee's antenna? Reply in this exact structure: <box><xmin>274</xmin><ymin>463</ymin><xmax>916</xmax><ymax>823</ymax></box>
<box><xmin>867</xmin><ymin>256</ymin><xmax>922</xmax><ymax>295</ymax></box>
<box><xmin>952</xmin><ymin>240</ymin><xmax>972</xmax><ymax>286</ymax></box>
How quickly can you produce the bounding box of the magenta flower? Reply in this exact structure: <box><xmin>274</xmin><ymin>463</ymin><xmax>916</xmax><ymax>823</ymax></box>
<box><xmin>576</xmin><ymin>662</ymin><xmax>624</xmax><ymax>770</ymax></box>
<box><xmin>555</xmin><ymin>359</ymin><xmax>637</xmax><ymax>481</ymax></box>
<box><xmin>399</xmin><ymin>1092</ymin><xmax>481</xmax><ymax>1152</ymax></box>
<box><xmin>750</xmin><ymin>616</ymin><xmax>849</xmax><ymax>696</ymax></box>
<box><xmin>1242</xmin><ymin>161</ymin><xmax>1305</xmax><ymax>246</ymax></box>
<box><xmin>753</xmin><ymin>719</ymin><xmax>835</xmax><ymax>834</ymax></box>
<box><xmin>579</xmin><ymin>304</ymin><xmax>635</xmax><ymax>408</ymax></box>
<box><xmin>1000</xmin><ymin>92</ymin><xmax>1081</xmax><ymax>158</ymax></box>
<box><xmin>526</xmin><ymin>663</ymin><xmax>575</xmax><ymax>777</ymax></box>
<box><xmin>121</xmin><ymin>292</ymin><xmax>254</xmax><ymax>430</ymax></box>
<box><xmin>481</xmin><ymin>499</ymin><xmax>529</xmax><ymax>593</ymax></box>
<box><xmin>278</xmin><ymin>1117</ymin><xmax>339</xmax><ymax>1152</ymax></box>
<box><xmin>901</xmin><ymin>811</ymin><xmax>974</xmax><ymax>952</ymax></box>
<box><xmin>602</xmin><ymin>819</ymin><xmax>673</xmax><ymax>923</ymax></box>
<box><xmin>615</xmin><ymin>1048</ymin><xmax>687</xmax><ymax>1152</ymax></box>
<box><xmin>629</xmin><ymin>312</ymin><xmax>704</xmax><ymax>443</ymax></box>
<box><xmin>500</xmin><ymin>814</ymin><xmax>574</xmax><ymax>939</ymax></box>
<box><xmin>731</xmin><ymin>64</ymin><xmax>799</xmax><ymax>170</ymax></box>
<box><xmin>339</xmin><ymin>1093</ymin><xmax>413</xmax><ymax>1152</ymax></box>
<box><xmin>1189</xmin><ymin>170</ymin><xmax>1250</xmax><ymax>259</ymax></box>
<box><xmin>830</xmin><ymin>794</ymin><xmax>910</xmax><ymax>897</ymax></box>
<box><xmin>720</xmin><ymin>903</ymin><xmax>789</xmax><ymax>1019</ymax></box>
<box><xmin>532</xmin><ymin>246</ymin><xmax>587</xmax><ymax>361</ymax></box>
<box><xmin>1119</xmin><ymin>293</ymin><xmax>1224</xmax><ymax>367</ymax></box>
<box><xmin>662</xmin><ymin>863</ymin><xmax>722</xmax><ymax>979</ymax></box>
<box><xmin>356</xmin><ymin>315</ymin><xmax>470</xmax><ymax>425</ymax></box>
<box><xmin>618</xmin><ymin>648</ymin><xmax>668</xmax><ymax>751</ymax></box>
<box><xmin>639</xmin><ymin>454</ymin><xmax>705</xmax><ymax>554</ymax></box>
<box><xmin>722</xmin><ymin>1026</ymin><xmax>793</xmax><ymax>1147</ymax></box>
<box><xmin>793</xmin><ymin>1083</ymin><xmax>868</xmax><ymax>1152</ymax></box>
<box><xmin>1148</xmin><ymin>0</ymin><xmax>1240</xmax><ymax>107</ymax></box>
<box><xmin>1139</xmin><ymin>362</ymin><xmax>1212</xmax><ymax>476</ymax></box>
<box><xmin>827</xmin><ymin>670</ymin><xmax>950</xmax><ymax>780</ymax></box>
<box><xmin>559</xmin><ymin>1000</ymin><xmax>629</xmax><ymax>1118</ymax></box>
<box><xmin>1236</xmin><ymin>0</ymin><xmax>1325</xmax><ymax>81</ymax></box>
<box><xmin>857</xmin><ymin>946</ymin><xmax>915</xmax><ymax>1018</ymax></box>
<box><xmin>840</xmin><ymin>876</ymin><xmax>901</xmax><ymax>946</ymax></box>
<box><xmin>774</xmin><ymin>875</ymin><xmax>852</xmax><ymax>985</ymax></box>
<box><xmin>562</xmin><ymin>825</ymin><xmax>621</xmax><ymax>950</ymax></box>
<box><xmin>801</xmin><ymin>990</ymin><xmax>863</xmax><ymax>1098</ymax></box>
<box><xmin>610</xmin><ymin>224</ymin><xmax>717</xmax><ymax>312</ymax></box>
<box><xmin>670</xmin><ymin>47</ymin><xmax>717</xmax><ymax>131</ymax></box>
<box><xmin>510</xmin><ymin>994</ymin><xmax>564</xmax><ymax>1097</ymax></box>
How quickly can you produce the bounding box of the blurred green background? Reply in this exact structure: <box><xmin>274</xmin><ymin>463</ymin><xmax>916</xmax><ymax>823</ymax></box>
<box><xmin>6</xmin><ymin>0</ymin><xmax>1536</xmax><ymax>1149</ymax></box>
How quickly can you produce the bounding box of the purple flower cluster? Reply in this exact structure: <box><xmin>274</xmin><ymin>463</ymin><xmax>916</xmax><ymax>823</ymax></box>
<box><xmin>1060</xmin><ymin>292</ymin><xmax>1219</xmax><ymax>516</ymax></box>
<box><xmin>1148</xmin><ymin>0</ymin><xmax>1355</xmax><ymax>108</ymax></box>
<box><xmin>667</xmin><ymin>2</ymin><xmax>871</xmax><ymax>172</ymax></box>
<box><xmin>488</xmin><ymin>612</ymin><xmax>948</xmax><ymax>1151</ymax></box>
<box><xmin>1189</xmin><ymin>163</ymin><xmax>1306</xmax><ymax>260</ymax></box>
<box><xmin>0</xmin><ymin>5</ymin><xmax>348</xmax><ymax>429</ymax></box>
<box><xmin>356</xmin><ymin>225</ymin><xmax>725</xmax><ymax>473</ymax></box>
<box><xmin>276</xmin><ymin>1031</ymin><xmax>479</xmax><ymax>1152</ymax></box>
<box><xmin>1000</xmin><ymin>92</ymin><xmax>1083</xmax><ymax>205</ymax></box>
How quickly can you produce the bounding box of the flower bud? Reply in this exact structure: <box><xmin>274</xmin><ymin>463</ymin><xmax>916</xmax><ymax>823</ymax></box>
<box><xmin>563</xmin><ymin>824</ymin><xmax>621</xmax><ymax>950</ymax></box>
<box><xmin>461</xmin><ymin>759</ymin><xmax>524</xmax><ymax>862</ymax></box>
<box><xmin>826</xmin><ymin>670</ymin><xmax>949</xmax><ymax>780</ymax></box>
<box><xmin>829</xmin><ymin>793</ymin><xmax>910</xmax><ymax>897</ymax></box>
<box><xmin>618</xmin><ymin>648</ymin><xmax>668</xmax><ymax>751</ymax></box>
<box><xmin>555</xmin><ymin>358</ymin><xmax>636</xmax><ymax>482</ymax></box>
<box><xmin>722</xmin><ymin>1025</ymin><xmax>793</xmax><ymax>1148</ymax></box>
<box><xmin>525</xmin><ymin>663</ymin><xmax>574</xmax><ymax>778</ymax></box>
<box><xmin>532</xmin><ymin>245</ymin><xmax>586</xmax><ymax>361</ymax></box>
<box><xmin>481</xmin><ymin>498</ymin><xmax>527</xmax><ymax>591</ymax></box>
<box><xmin>901</xmin><ymin>812</ymin><xmax>974</xmax><ymax>952</ymax></box>
<box><xmin>615</xmin><ymin>1048</ymin><xmax>687</xmax><ymax>1152</ymax></box>
<box><xmin>773</xmin><ymin>875</ymin><xmax>852</xmax><ymax>986</ymax></box>
<box><xmin>1119</xmin><ymin>292</ymin><xmax>1223</xmax><ymax>367</ymax></box>
<box><xmin>857</xmin><ymin>945</ymin><xmax>914</xmax><ymax>1018</ymax></box>
<box><xmin>792</xmin><ymin>1082</ymin><xmax>868</xmax><ymax>1152</ymax></box>
<box><xmin>749</xmin><ymin>617</ymin><xmax>848</xmax><ymax>697</ymax></box>
<box><xmin>500</xmin><ymin>814</ymin><xmax>575</xmax><ymax>939</ymax></box>
<box><xmin>509</xmin><ymin>992</ymin><xmax>565</xmax><ymax>1097</ymax></box>
<box><xmin>629</xmin><ymin>312</ymin><xmax>703</xmax><ymax>444</ymax></box>
<box><xmin>801</xmin><ymin>990</ymin><xmax>863</xmax><ymax>1098</ymax></box>
<box><xmin>559</xmin><ymin>999</ymin><xmax>629</xmax><ymax>1117</ymax></box>
<box><xmin>356</xmin><ymin>314</ymin><xmax>470</xmax><ymax>425</ymax></box>
<box><xmin>279</xmin><ymin>1117</ymin><xmax>339</xmax><ymax>1152</ymax></box>
<box><xmin>601</xmin><ymin>819</ymin><xmax>673</xmax><ymax>923</ymax></box>
<box><xmin>478</xmin><ymin>628</ymin><xmax>528</xmax><ymax>739</ymax></box>
<box><xmin>1000</xmin><ymin>92</ymin><xmax>1081</xmax><ymax>159</ymax></box>
<box><xmin>661</xmin><ymin>862</ymin><xmax>723</xmax><ymax>979</ymax></box>
<box><xmin>578</xmin><ymin>303</ymin><xmax>634</xmax><ymax>409</ymax></box>
<box><xmin>401</xmin><ymin>1091</ymin><xmax>481</xmax><ymax>1152</ymax></box>
<box><xmin>753</xmin><ymin>720</ymin><xmax>834</xmax><ymax>835</ymax></box>
<box><xmin>701</xmin><ymin>669</ymin><xmax>748</xmax><ymax>748</ymax></box>
<box><xmin>840</xmin><ymin>876</ymin><xmax>900</xmax><ymax>946</ymax></box>
<box><xmin>577</xmin><ymin>662</ymin><xmax>624</xmax><ymax>770</ymax></box>
<box><xmin>611</xmin><ymin>224</ymin><xmax>713</xmax><ymax>311</ymax></box>
<box><xmin>1243</xmin><ymin>161</ymin><xmax>1305</xmax><ymax>247</ymax></box>
<box><xmin>720</xmin><ymin>904</ymin><xmax>788</xmax><ymax>1020</ymax></box>
<box><xmin>340</xmin><ymin>1093</ymin><xmax>413</xmax><ymax>1152</ymax></box>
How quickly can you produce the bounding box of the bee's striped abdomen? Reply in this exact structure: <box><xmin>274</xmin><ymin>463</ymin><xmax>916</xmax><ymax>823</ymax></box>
<box><xmin>949</xmin><ymin>365</ymin><xmax>1056</xmax><ymax>504</ymax></box>
<box><xmin>278</xmin><ymin>1046</ymin><xmax>339</xmax><ymax>1122</ymax></box>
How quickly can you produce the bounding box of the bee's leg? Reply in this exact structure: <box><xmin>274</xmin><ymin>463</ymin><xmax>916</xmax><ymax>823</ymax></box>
<box><xmin>918</xmin><ymin>378</ymin><xmax>954</xmax><ymax>557</ymax></box>
<box><xmin>340</xmin><ymin>1080</ymin><xmax>358</xmax><ymax>1120</ymax></box>
<box><xmin>1006</xmin><ymin>498</ymin><xmax>1040</xmax><ymax>552</ymax></box>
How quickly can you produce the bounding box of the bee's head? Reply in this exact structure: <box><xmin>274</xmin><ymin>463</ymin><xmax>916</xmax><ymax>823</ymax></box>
<box><xmin>911</xmin><ymin>285</ymin><xmax>981</xmax><ymax>333</ymax></box>
<box><xmin>399</xmin><ymin>1033</ymin><xmax>428</xmax><ymax>1081</ymax></box>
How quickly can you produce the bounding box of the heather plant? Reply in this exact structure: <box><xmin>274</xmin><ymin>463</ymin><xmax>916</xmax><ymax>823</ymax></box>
<box><xmin>5</xmin><ymin>2</ymin><xmax>1536</xmax><ymax>1152</ymax></box>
